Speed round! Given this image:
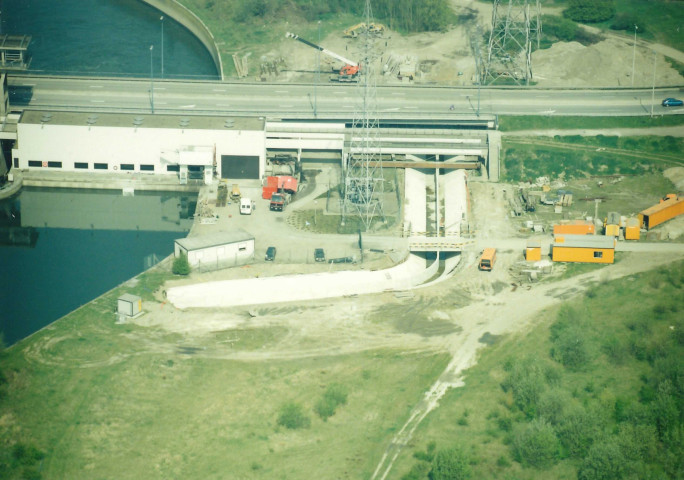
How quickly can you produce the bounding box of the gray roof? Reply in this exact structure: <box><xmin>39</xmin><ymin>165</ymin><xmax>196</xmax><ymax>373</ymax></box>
<box><xmin>553</xmin><ymin>234</ymin><xmax>615</xmax><ymax>249</ymax></box>
<box><xmin>118</xmin><ymin>293</ymin><xmax>141</xmax><ymax>303</ymax></box>
<box><xmin>20</xmin><ymin>110</ymin><xmax>264</xmax><ymax>131</ymax></box>
<box><xmin>175</xmin><ymin>229</ymin><xmax>254</xmax><ymax>251</ymax></box>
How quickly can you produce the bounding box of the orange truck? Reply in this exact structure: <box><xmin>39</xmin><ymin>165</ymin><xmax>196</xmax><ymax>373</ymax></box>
<box><xmin>479</xmin><ymin>248</ymin><xmax>497</xmax><ymax>271</ymax></box>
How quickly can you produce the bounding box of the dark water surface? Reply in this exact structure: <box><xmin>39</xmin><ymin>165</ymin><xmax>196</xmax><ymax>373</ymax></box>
<box><xmin>2</xmin><ymin>0</ymin><xmax>219</xmax><ymax>79</ymax></box>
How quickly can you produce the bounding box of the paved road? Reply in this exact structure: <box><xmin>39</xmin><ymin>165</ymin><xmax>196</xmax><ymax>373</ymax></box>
<box><xmin>8</xmin><ymin>75</ymin><xmax>684</xmax><ymax>117</ymax></box>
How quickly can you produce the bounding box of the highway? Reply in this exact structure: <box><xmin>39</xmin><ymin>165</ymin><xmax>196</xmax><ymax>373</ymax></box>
<box><xmin>8</xmin><ymin>74</ymin><xmax>684</xmax><ymax>118</ymax></box>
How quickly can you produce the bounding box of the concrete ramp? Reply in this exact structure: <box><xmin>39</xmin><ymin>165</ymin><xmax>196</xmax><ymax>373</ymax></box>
<box><xmin>167</xmin><ymin>253</ymin><xmax>438</xmax><ymax>309</ymax></box>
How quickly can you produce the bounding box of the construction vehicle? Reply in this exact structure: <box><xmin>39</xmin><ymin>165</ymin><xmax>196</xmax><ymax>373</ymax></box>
<box><xmin>343</xmin><ymin>22</ymin><xmax>386</xmax><ymax>38</ymax></box>
<box><xmin>286</xmin><ymin>32</ymin><xmax>360</xmax><ymax>82</ymax></box>
<box><xmin>270</xmin><ymin>191</ymin><xmax>290</xmax><ymax>211</ymax></box>
<box><xmin>479</xmin><ymin>248</ymin><xmax>497</xmax><ymax>271</ymax></box>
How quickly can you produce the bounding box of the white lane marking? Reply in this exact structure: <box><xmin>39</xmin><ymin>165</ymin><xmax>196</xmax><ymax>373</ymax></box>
<box><xmin>216</xmin><ymin>104</ymin><xmax>231</xmax><ymax>107</ymax></box>
<box><xmin>213</xmin><ymin>89</ymin><xmax>226</xmax><ymax>92</ymax></box>
<box><xmin>89</xmin><ymin>85</ymin><xmax>103</xmax><ymax>89</ymax></box>
<box><xmin>403</xmin><ymin>106</ymin><xmax>419</xmax><ymax>109</ymax></box>
<box><xmin>155</xmin><ymin>87</ymin><xmax>166</xmax><ymax>91</ymax></box>
<box><xmin>391</xmin><ymin>92</ymin><xmax>405</xmax><ymax>96</ymax></box>
<box><xmin>156</xmin><ymin>102</ymin><xmax>168</xmax><ymax>105</ymax></box>
<box><xmin>539</xmin><ymin>109</ymin><xmax>556</xmax><ymax>114</ymax></box>
<box><xmin>275</xmin><ymin>90</ymin><xmax>289</xmax><ymax>94</ymax></box>
<box><xmin>90</xmin><ymin>100</ymin><xmax>105</xmax><ymax>103</ymax></box>
<box><xmin>279</xmin><ymin>105</ymin><xmax>294</xmax><ymax>108</ymax></box>
<box><xmin>383</xmin><ymin>108</ymin><xmax>401</xmax><ymax>111</ymax></box>
<box><xmin>179</xmin><ymin>104</ymin><xmax>196</xmax><ymax>109</ymax></box>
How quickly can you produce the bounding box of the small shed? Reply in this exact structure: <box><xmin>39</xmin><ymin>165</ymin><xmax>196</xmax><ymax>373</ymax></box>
<box><xmin>525</xmin><ymin>239</ymin><xmax>542</xmax><ymax>262</ymax></box>
<box><xmin>553</xmin><ymin>220</ymin><xmax>595</xmax><ymax>235</ymax></box>
<box><xmin>117</xmin><ymin>293</ymin><xmax>142</xmax><ymax>318</ymax></box>
<box><xmin>175</xmin><ymin>229</ymin><xmax>255</xmax><ymax>272</ymax></box>
<box><xmin>552</xmin><ymin>234</ymin><xmax>615</xmax><ymax>264</ymax></box>
<box><xmin>624</xmin><ymin>217</ymin><xmax>640</xmax><ymax>240</ymax></box>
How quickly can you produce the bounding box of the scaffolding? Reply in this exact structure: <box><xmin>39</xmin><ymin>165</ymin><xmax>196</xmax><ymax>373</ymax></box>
<box><xmin>343</xmin><ymin>0</ymin><xmax>384</xmax><ymax>230</ymax></box>
<box><xmin>483</xmin><ymin>0</ymin><xmax>541</xmax><ymax>85</ymax></box>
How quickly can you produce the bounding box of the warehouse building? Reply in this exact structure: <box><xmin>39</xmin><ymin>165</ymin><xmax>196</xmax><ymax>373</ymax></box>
<box><xmin>639</xmin><ymin>194</ymin><xmax>684</xmax><ymax>230</ymax></box>
<box><xmin>552</xmin><ymin>234</ymin><xmax>615</xmax><ymax>264</ymax></box>
<box><xmin>174</xmin><ymin>230</ymin><xmax>254</xmax><ymax>272</ymax></box>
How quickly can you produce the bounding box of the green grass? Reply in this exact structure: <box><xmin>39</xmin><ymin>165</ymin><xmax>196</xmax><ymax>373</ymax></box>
<box><xmin>395</xmin><ymin>260</ymin><xmax>684</xmax><ymax>479</ymax></box>
<box><xmin>499</xmin><ymin>115</ymin><xmax>684</xmax><ymax>132</ymax></box>
<box><xmin>0</xmin><ymin>274</ymin><xmax>451</xmax><ymax>479</ymax></box>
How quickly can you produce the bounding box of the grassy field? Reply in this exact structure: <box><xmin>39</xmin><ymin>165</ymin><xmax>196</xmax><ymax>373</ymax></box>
<box><xmin>0</xmin><ymin>272</ymin><xmax>450</xmax><ymax>479</ymax></box>
<box><xmin>393</xmin><ymin>260</ymin><xmax>684</xmax><ymax>479</ymax></box>
<box><xmin>498</xmin><ymin>115</ymin><xmax>684</xmax><ymax>132</ymax></box>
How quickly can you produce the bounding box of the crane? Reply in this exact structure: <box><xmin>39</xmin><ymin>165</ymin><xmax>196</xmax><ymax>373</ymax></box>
<box><xmin>285</xmin><ymin>32</ymin><xmax>360</xmax><ymax>81</ymax></box>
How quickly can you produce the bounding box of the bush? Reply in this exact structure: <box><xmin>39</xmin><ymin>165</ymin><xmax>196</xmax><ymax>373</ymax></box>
<box><xmin>551</xmin><ymin>325</ymin><xmax>591</xmax><ymax>370</ymax></box>
<box><xmin>314</xmin><ymin>383</ymin><xmax>348</xmax><ymax>421</ymax></box>
<box><xmin>556</xmin><ymin>405</ymin><xmax>601</xmax><ymax>458</ymax></box>
<box><xmin>501</xmin><ymin>357</ymin><xmax>556</xmax><ymax>417</ymax></box>
<box><xmin>512</xmin><ymin>418</ymin><xmax>560</xmax><ymax>468</ymax></box>
<box><xmin>563</xmin><ymin>0</ymin><xmax>615</xmax><ymax>23</ymax></box>
<box><xmin>172</xmin><ymin>252</ymin><xmax>191</xmax><ymax>275</ymax></box>
<box><xmin>610</xmin><ymin>14</ymin><xmax>644</xmax><ymax>34</ymax></box>
<box><xmin>277</xmin><ymin>401</ymin><xmax>310</xmax><ymax>429</ymax></box>
<box><xmin>430</xmin><ymin>447</ymin><xmax>472</xmax><ymax>480</ymax></box>
<box><xmin>578</xmin><ymin>440</ymin><xmax>625</xmax><ymax>480</ymax></box>
<box><xmin>541</xmin><ymin>15</ymin><xmax>577</xmax><ymax>42</ymax></box>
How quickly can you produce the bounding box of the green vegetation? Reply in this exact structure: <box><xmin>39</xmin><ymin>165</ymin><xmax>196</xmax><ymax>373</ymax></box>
<box><xmin>498</xmin><ymin>115</ymin><xmax>684</xmax><ymax>132</ymax></box>
<box><xmin>314</xmin><ymin>383</ymin><xmax>349</xmax><ymax>420</ymax></box>
<box><xmin>563</xmin><ymin>0</ymin><xmax>615</xmax><ymax>24</ymax></box>
<box><xmin>277</xmin><ymin>401</ymin><xmax>311</xmax><ymax>429</ymax></box>
<box><xmin>501</xmin><ymin>135</ymin><xmax>684</xmax><ymax>182</ymax></box>
<box><xmin>171</xmin><ymin>252</ymin><xmax>191</xmax><ymax>275</ymax></box>
<box><xmin>397</xmin><ymin>261</ymin><xmax>684</xmax><ymax>479</ymax></box>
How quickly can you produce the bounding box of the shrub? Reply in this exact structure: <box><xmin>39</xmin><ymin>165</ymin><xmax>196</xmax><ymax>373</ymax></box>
<box><xmin>556</xmin><ymin>405</ymin><xmax>601</xmax><ymax>458</ymax></box>
<box><xmin>537</xmin><ymin>388</ymin><xmax>571</xmax><ymax>426</ymax></box>
<box><xmin>501</xmin><ymin>357</ymin><xmax>555</xmax><ymax>417</ymax></box>
<box><xmin>11</xmin><ymin>443</ymin><xmax>45</xmax><ymax>466</ymax></box>
<box><xmin>610</xmin><ymin>14</ymin><xmax>644</xmax><ymax>34</ymax></box>
<box><xmin>430</xmin><ymin>447</ymin><xmax>472</xmax><ymax>480</ymax></box>
<box><xmin>172</xmin><ymin>252</ymin><xmax>191</xmax><ymax>275</ymax></box>
<box><xmin>577</xmin><ymin>440</ymin><xmax>625</xmax><ymax>480</ymax></box>
<box><xmin>314</xmin><ymin>383</ymin><xmax>348</xmax><ymax>421</ymax></box>
<box><xmin>512</xmin><ymin>418</ymin><xmax>559</xmax><ymax>468</ymax></box>
<box><xmin>541</xmin><ymin>15</ymin><xmax>577</xmax><ymax>42</ymax></box>
<box><xmin>563</xmin><ymin>0</ymin><xmax>615</xmax><ymax>23</ymax></box>
<box><xmin>277</xmin><ymin>401</ymin><xmax>310</xmax><ymax>429</ymax></box>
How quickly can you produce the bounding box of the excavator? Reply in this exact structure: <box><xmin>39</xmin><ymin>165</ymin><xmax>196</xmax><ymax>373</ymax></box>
<box><xmin>285</xmin><ymin>32</ymin><xmax>360</xmax><ymax>82</ymax></box>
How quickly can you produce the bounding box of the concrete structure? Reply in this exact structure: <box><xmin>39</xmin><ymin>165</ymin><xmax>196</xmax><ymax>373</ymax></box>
<box><xmin>174</xmin><ymin>229</ymin><xmax>255</xmax><ymax>272</ymax></box>
<box><xmin>638</xmin><ymin>194</ymin><xmax>684</xmax><ymax>230</ymax></box>
<box><xmin>117</xmin><ymin>294</ymin><xmax>142</xmax><ymax>317</ymax></box>
<box><xmin>13</xmin><ymin>111</ymin><xmax>265</xmax><ymax>183</ymax></box>
<box><xmin>552</xmin><ymin>234</ymin><xmax>615</xmax><ymax>264</ymax></box>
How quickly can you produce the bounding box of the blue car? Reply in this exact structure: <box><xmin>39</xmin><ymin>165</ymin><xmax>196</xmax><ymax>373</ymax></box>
<box><xmin>661</xmin><ymin>98</ymin><xmax>683</xmax><ymax>107</ymax></box>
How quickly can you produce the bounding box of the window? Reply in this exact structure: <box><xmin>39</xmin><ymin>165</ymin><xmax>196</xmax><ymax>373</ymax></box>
<box><xmin>140</xmin><ymin>164</ymin><xmax>154</xmax><ymax>171</ymax></box>
<box><xmin>120</xmin><ymin>164</ymin><xmax>134</xmax><ymax>171</ymax></box>
<box><xmin>74</xmin><ymin>162</ymin><xmax>88</xmax><ymax>169</ymax></box>
<box><xmin>13</xmin><ymin>158</ymin><xmax>18</xmax><ymax>168</ymax></box>
<box><xmin>166</xmin><ymin>165</ymin><xmax>180</xmax><ymax>172</ymax></box>
<box><xmin>28</xmin><ymin>160</ymin><xmax>42</xmax><ymax>167</ymax></box>
<box><xmin>238</xmin><ymin>243</ymin><xmax>247</xmax><ymax>252</ymax></box>
<box><xmin>593</xmin><ymin>251</ymin><xmax>603</xmax><ymax>259</ymax></box>
<box><xmin>94</xmin><ymin>163</ymin><xmax>108</xmax><ymax>170</ymax></box>
<box><xmin>47</xmin><ymin>161</ymin><xmax>62</xmax><ymax>168</ymax></box>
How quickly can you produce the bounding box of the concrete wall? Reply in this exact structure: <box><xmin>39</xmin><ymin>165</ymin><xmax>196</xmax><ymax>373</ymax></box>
<box><xmin>141</xmin><ymin>0</ymin><xmax>224</xmax><ymax>79</ymax></box>
<box><xmin>16</xmin><ymin>123</ymin><xmax>265</xmax><ymax>178</ymax></box>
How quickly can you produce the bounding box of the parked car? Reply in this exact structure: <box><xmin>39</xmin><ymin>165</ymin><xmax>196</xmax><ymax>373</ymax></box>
<box><xmin>661</xmin><ymin>98</ymin><xmax>683</xmax><ymax>107</ymax></box>
<box><xmin>265</xmin><ymin>246</ymin><xmax>276</xmax><ymax>261</ymax></box>
<box><xmin>314</xmin><ymin>248</ymin><xmax>326</xmax><ymax>262</ymax></box>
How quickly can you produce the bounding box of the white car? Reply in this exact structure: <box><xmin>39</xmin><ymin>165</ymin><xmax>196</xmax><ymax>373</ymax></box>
<box><xmin>240</xmin><ymin>197</ymin><xmax>252</xmax><ymax>215</ymax></box>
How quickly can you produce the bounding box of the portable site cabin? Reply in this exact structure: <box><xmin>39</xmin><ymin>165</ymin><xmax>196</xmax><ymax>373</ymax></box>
<box><xmin>174</xmin><ymin>230</ymin><xmax>255</xmax><ymax>272</ymax></box>
<box><xmin>604</xmin><ymin>212</ymin><xmax>621</xmax><ymax>237</ymax></box>
<box><xmin>552</xmin><ymin>234</ymin><xmax>615</xmax><ymax>264</ymax></box>
<box><xmin>638</xmin><ymin>194</ymin><xmax>684</xmax><ymax>230</ymax></box>
<box><xmin>117</xmin><ymin>293</ymin><xmax>142</xmax><ymax>323</ymax></box>
<box><xmin>553</xmin><ymin>220</ymin><xmax>595</xmax><ymax>235</ymax></box>
<box><xmin>624</xmin><ymin>217</ymin><xmax>640</xmax><ymax>240</ymax></box>
<box><xmin>525</xmin><ymin>240</ymin><xmax>542</xmax><ymax>262</ymax></box>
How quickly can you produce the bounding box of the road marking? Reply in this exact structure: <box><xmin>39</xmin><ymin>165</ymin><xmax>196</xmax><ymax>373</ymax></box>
<box><xmin>275</xmin><ymin>90</ymin><xmax>289</xmax><ymax>94</ymax></box>
<box><xmin>179</xmin><ymin>104</ymin><xmax>196</xmax><ymax>109</ymax></box>
<box><xmin>279</xmin><ymin>104</ymin><xmax>294</xmax><ymax>108</ymax></box>
<box><xmin>343</xmin><ymin>105</ymin><xmax>354</xmax><ymax>108</ymax></box>
<box><xmin>216</xmin><ymin>104</ymin><xmax>231</xmax><ymax>107</ymax></box>
<box><xmin>383</xmin><ymin>108</ymin><xmax>401</xmax><ymax>111</ymax></box>
<box><xmin>89</xmin><ymin>85</ymin><xmax>103</xmax><ymax>89</ymax></box>
<box><xmin>213</xmin><ymin>89</ymin><xmax>226</xmax><ymax>92</ymax></box>
<box><xmin>391</xmin><ymin>92</ymin><xmax>405</xmax><ymax>96</ymax></box>
<box><xmin>539</xmin><ymin>109</ymin><xmax>556</xmax><ymax>114</ymax></box>
<box><xmin>90</xmin><ymin>100</ymin><xmax>105</xmax><ymax>103</ymax></box>
<box><xmin>403</xmin><ymin>106</ymin><xmax>419</xmax><ymax>109</ymax></box>
<box><xmin>155</xmin><ymin>87</ymin><xmax>166</xmax><ymax>91</ymax></box>
<box><xmin>156</xmin><ymin>102</ymin><xmax>167</xmax><ymax>105</ymax></box>
<box><xmin>21</xmin><ymin>83</ymin><xmax>36</xmax><ymax>86</ymax></box>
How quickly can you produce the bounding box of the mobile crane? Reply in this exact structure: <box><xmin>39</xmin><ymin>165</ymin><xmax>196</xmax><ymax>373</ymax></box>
<box><xmin>285</xmin><ymin>32</ymin><xmax>360</xmax><ymax>82</ymax></box>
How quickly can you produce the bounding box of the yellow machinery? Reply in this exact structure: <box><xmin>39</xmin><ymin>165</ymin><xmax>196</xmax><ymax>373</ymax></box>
<box><xmin>343</xmin><ymin>22</ymin><xmax>386</xmax><ymax>38</ymax></box>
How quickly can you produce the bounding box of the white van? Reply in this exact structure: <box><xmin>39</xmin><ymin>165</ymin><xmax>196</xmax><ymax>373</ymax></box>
<box><xmin>240</xmin><ymin>197</ymin><xmax>252</xmax><ymax>215</ymax></box>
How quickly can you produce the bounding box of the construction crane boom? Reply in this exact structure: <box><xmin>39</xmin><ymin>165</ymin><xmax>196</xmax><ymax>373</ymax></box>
<box><xmin>285</xmin><ymin>32</ymin><xmax>358</xmax><ymax>68</ymax></box>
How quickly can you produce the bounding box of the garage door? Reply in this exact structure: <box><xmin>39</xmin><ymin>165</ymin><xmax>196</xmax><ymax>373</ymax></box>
<box><xmin>221</xmin><ymin>155</ymin><xmax>259</xmax><ymax>179</ymax></box>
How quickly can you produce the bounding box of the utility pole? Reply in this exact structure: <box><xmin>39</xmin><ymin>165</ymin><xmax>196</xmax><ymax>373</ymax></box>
<box><xmin>150</xmin><ymin>45</ymin><xmax>154</xmax><ymax>114</ymax></box>
<box><xmin>650</xmin><ymin>50</ymin><xmax>656</xmax><ymax>118</ymax></box>
<box><xmin>314</xmin><ymin>20</ymin><xmax>320</xmax><ymax>117</ymax></box>
<box><xmin>631</xmin><ymin>25</ymin><xmax>637</xmax><ymax>87</ymax></box>
<box><xmin>160</xmin><ymin>16</ymin><xmax>164</xmax><ymax>79</ymax></box>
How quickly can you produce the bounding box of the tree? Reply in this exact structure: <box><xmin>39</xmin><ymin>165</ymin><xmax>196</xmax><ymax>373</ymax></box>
<box><xmin>277</xmin><ymin>401</ymin><xmax>310</xmax><ymax>429</ymax></box>
<box><xmin>512</xmin><ymin>418</ymin><xmax>559</xmax><ymax>468</ymax></box>
<box><xmin>563</xmin><ymin>0</ymin><xmax>615</xmax><ymax>24</ymax></box>
<box><xmin>578</xmin><ymin>440</ymin><xmax>625</xmax><ymax>480</ymax></box>
<box><xmin>429</xmin><ymin>447</ymin><xmax>471</xmax><ymax>480</ymax></box>
<box><xmin>172</xmin><ymin>252</ymin><xmax>191</xmax><ymax>275</ymax></box>
<box><xmin>555</xmin><ymin>405</ymin><xmax>601</xmax><ymax>458</ymax></box>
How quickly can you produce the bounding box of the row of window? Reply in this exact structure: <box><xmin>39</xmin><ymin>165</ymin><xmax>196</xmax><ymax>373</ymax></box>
<box><xmin>23</xmin><ymin>160</ymin><xmax>181</xmax><ymax>173</ymax></box>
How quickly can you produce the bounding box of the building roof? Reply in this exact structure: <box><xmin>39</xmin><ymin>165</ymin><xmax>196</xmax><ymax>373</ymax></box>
<box><xmin>640</xmin><ymin>195</ymin><xmax>682</xmax><ymax>216</ymax></box>
<box><xmin>20</xmin><ymin>110</ymin><xmax>264</xmax><ymax>131</ymax></box>
<box><xmin>118</xmin><ymin>293</ymin><xmax>141</xmax><ymax>303</ymax></box>
<box><xmin>175</xmin><ymin>229</ymin><xmax>254</xmax><ymax>251</ymax></box>
<box><xmin>553</xmin><ymin>234</ymin><xmax>615</xmax><ymax>249</ymax></box>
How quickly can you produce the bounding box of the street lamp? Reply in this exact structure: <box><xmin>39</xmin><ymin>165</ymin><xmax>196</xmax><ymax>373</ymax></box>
<box><xmin>160</xmin><ymin>16</ymin><xmax>164</xmax><ymax>79</ymax></box>
<box><xmin>150</xmin><ymin>45</ymin><xmax>154</xmax><ymax>114</ymax></box>
<box><xmin>631</xmin><ymin>25</ymin><xmax>638</xmax><ymax>87</ymax></box>
<box><xmin>314</xmin><ymin>20</ymin><xmax>320</xmax><ymax>117</ymax></box>
<box><xmin>650</xmin><ymin>50</ymin><xmax>656</xmax><ymax>118</ymax></box>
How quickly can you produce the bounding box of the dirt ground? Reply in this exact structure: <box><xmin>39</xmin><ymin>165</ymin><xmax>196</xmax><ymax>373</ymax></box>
<box><xmin>274</xmin><ymin>0</ymin><xmax>684</xmax><ymax>87</ymax></box>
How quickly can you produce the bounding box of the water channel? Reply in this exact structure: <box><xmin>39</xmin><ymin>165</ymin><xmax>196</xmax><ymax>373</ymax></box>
<box><xmin>1</xmin><ymin>1</ymin><xmax>217</xmax><ymax>344</ymax></box>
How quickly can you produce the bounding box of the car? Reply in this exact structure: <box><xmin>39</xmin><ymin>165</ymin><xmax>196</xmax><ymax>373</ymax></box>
<box><xmin>314</xmin><ymin>248</ymin><xmax>326</xmax><ymax>262</ymax></box>
<box><xmin>661</xmin><ymin>98</ymin><xmax>683</xmax><ymax>107</ymax></box>
<box><xmin>265</xmin><ymin>246</ymin><xmax>276</xmax><ymax>261</ymax></box>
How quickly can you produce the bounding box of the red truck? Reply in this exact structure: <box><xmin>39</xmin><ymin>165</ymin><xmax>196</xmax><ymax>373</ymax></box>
<box><xmin>270</xmin><ymin>192</ymin><xmax>290</xmax><ymax>211</ymax></box>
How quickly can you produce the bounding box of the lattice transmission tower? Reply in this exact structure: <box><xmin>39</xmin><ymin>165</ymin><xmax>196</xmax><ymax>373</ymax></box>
<box><xmin>483</xmin><ymin>0</ymin><xmax>541</xmax><ymax>85</ymax></box>
<box><xmin>343</xmin><ymin>0</ymin><xmax>383</xmax><ymax>230</ymax></box>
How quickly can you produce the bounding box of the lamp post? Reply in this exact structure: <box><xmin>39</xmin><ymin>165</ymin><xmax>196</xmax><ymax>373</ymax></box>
<box><xmin>150</xmin><ymin>45</ymin><xmax>154</xmax><ymax>114</ymax></box>
<box><xmin>650</xmin><ymin>50</ymin><xmax>656</xmax><ymax>118</ymax></box>
<box><xmin>160</xmin><ymin>16</ymin><xmax>164</xmax><ymax>79</ymax></box>
<box><xmin>631</xmin><ymin>25</ymin><xmax>638</xmax><ymax>87</ymax></box>
<box><xmin>314</xmin><ymin>20</ymin><xmax>320</xmax><ymax>117</ymax></box>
